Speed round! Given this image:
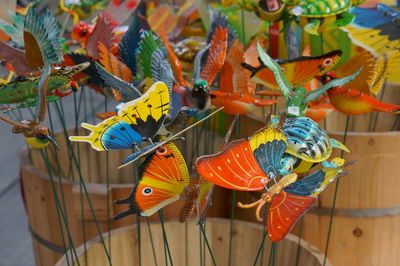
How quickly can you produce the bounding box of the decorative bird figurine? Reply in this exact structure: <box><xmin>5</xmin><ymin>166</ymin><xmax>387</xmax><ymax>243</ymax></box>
<box><xmin>0</xmin><ymin>7</ymin><xmax>70</xmax><ymax>149</ymax></box>
<box><xmin>333</xmin><ymin>49</ymin><xmax>400</xmax><ymax>96</ymax></box>
<box><xmin>256</xmin><ymin>42</ymin><xmax>361</xmax><ymax>117</ymax></box>
<box><xmin>343</xmin><ymin>4</ymin><xmax>400</xmax><ymax>55</ymax></box>
<box><xmin>242</xmin><ymin>41</ymin><xmax>343</xmax><ymax>92</ymax></box>
<box><xmin>0</xmin><ymin>111</ymin><xmax>60</xmax><ymax>150</ymax></box>
<box><xmin>318</xmin><ymin>71</ymin><xmax>400</xmax><ymax>115</ymax></box>
<box><xmin>0</xmin><ymin>63</ymin><xmax>89</xmax><ymax>110</ymax></box>
<box><xmin>209</xmin><ymin>39</ymin><xmax>277</xmax><ymax>114</ymax></box>
<box><xmin>162</xmin><ymin>11</ymin><xmax>233</xmax><ymax>112</ymax></box>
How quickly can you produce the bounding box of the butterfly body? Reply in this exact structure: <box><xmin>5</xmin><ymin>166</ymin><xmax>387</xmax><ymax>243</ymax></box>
<box><xmin>179</xmin><ymin>184</ymin><xmax>201</xmax><ymax>223</ymax></box>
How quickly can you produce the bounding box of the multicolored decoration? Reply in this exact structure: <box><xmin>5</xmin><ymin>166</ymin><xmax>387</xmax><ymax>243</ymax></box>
<box><xmin>238</xmin><ymin>158</ymin><xmax>351</xmax><ymax>241</ymax></box>
<box><xmin>242</xmin><ymin>41</ymin><xmax>343</xmax><ymax>91</ymax></box>
<box><xmin>0</xmin><ymin>63</ymin><xmax>89</xmax><ymax>110</ymax></box>
<box><xmin>196</xmin><ymin>113</ymin><xmax>287</xmax><ymax>190</ymax></box>
<box><xmin>69</xmin><ymin>81</ymin><xmax>170</xmax><ymax>166</ymax></box>
<box><xmin>256</xmin><ymin>41</ymin><xmax>362</xmax><ymax>117</ymax></box>
<box><xmin>278</xmin><ymin>116</ymin><xmax>349</xmax><ymax>174</ymax></box>
<box><xmin>343</xmin><ymin>4</ymin><xmax>400</xmax><ymax>55</ymax></box>
<box><xmin>113</xmin><ymin>141</ymin><xmax>189</xmax><ymax>219</ymax></box>
<box><xmin>3</xmin><ymin>0</ymin><xmax>400</xmax><ymax>250</ymax></box>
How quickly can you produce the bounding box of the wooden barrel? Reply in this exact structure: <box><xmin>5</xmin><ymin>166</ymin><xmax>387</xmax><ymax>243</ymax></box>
<box><xmin>20</xmin><ymin>129</ymin><xmax>231</xmax><ymax>266</ymax></box>
<box><xmin>296</xmin><ymin>131</ymin><xmax>400</xmax><ymax>266</ymax></box>
<box><xmin>55</xmin><ymin>218</ymin><xmax>331</xmax><ymax>266</ymax></box>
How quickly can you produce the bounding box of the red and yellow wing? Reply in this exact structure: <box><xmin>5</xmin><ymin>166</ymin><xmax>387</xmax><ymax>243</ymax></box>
<box><xmin>160</xmin><ymin>31</ymin><xmax>189</xmax><ymax>87</ymax></box>
<box><xmin>334</xmin><ymin>50</ymin><xmax>374</xmax><ymax>95</ymax></box>
<box><xmin>219</xmin><ymin>39</ymin><xmax>256</xmax><ymax>94</ymax></box>
<box><xmin>196</xmin><ymin>139</ymin><xmax>269</xmax><ymax>191</ymax></box>
<box><xmin>200</xmin><ymin>26</ymin><xmax>228</xmax><ymax>86</ymax></box>
<box><xmin>135</xmin><ymin>143</ymin><xmax>189</xmax><ymax>216</ymax></box>
<box><xmin>114</xmin><ymin>142</ymin><xmax>189</xmax><ymax>219</ymax></box>
<box><xmin>98</xmin><ymin>42</ymin><xmax>132</xmax><ymax>82</ymax></box>
<box><xmin>267</xmin><ymin>192</ymin><xmax>316</xmax><ymax>242</ymax></box>
<box><xmin>245</xmin><ymin>48</ymin><xmax>342</xmax><ymax>90</ymax></box>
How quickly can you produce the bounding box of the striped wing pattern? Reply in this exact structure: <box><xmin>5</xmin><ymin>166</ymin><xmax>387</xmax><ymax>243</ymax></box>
<box><xmin>196</xmin><ymin>139</ymin><xmax>269</xmax><ymax>191</ymax></box>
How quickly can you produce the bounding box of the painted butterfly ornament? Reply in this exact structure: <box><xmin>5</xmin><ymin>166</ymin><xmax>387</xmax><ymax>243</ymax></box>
<box><xmin>238</xmin><ymin>158</ymin><xmax>352</xmax><ymax>242</ymax></box>
<box><xmin>69</xmin><ymin>81</ymin><xmax>170</xmax><ymax>166</ymax></box>
<box><xmin>113</xmin><ymin>141</ymin><xmax>189</xmax><ymax>219</ymax></box>
<box><xmin>196</xmin><ymin>113</ymin><xmax>287</xmax><ymax>191</ymax></box>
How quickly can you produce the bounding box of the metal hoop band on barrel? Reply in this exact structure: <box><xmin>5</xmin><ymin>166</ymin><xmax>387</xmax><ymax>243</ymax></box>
<box><xmin>29</xmin><ymin>227</ymin><xmax>66</xmax><ymax>254</ymax></box>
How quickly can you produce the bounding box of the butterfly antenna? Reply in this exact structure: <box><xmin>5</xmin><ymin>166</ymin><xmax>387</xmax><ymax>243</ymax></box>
<box><xmin>277</xmin><ymin>112</ymin><xmax>287</xmax><ymax>129</ymax></box>
<box><xmin>264</xmin><ymin>113</ymin><xmax>271</xmax><ymax>125</ymax></box>
<box><xmin>221</xmin><ymin>114</ymin><xmax>238</xmax><ymax>150</ymax></box>
<box><xmin>344</xmin><ymin>160</ymin><xmax>357</xmax><ymax>168</ymax></box>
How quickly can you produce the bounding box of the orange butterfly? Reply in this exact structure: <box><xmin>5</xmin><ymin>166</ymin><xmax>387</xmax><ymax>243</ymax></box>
<box><xmin>196</xmin><ymin>113</ymin><xmax>287</xmax><ymax>191</ymax></box>
<box><xmin>113</xmin><ymin>141</ymin><xmax>189</xmax><ymax>219</ymax></box>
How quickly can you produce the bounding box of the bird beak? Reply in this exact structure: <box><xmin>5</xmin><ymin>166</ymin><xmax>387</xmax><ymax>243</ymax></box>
<box><xmin>45</xmin><ymin>135</ymin><xmax>60</xmax><ymax>151</ymax></box>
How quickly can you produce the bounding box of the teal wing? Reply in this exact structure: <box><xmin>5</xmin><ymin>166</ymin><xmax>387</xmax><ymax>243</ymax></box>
<box><xmin>24</xmin><ymin>8</ymin><xmax>63</xmax><ymax>68</ymax></box>
<box><xmin>256</xmin><ymin>42</ymin><xmax>293</xmax><ymax>101</ymax></box>
<box><xmin>24</xmin><ymin>8</ymin><xmax>63</xmax><ymax>121</ymax></box>
<box><xmin>304</xmin><ymin>67</ymin><xmax>363</xmax><ymax>102</ymax></box>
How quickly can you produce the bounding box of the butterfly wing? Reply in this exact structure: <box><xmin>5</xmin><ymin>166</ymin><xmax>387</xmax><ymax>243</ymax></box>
<box><xmin>196</xmin><ymin>139</ymin><xmax>269</xmax><ymax>191</ymax></box>
<box><xmin>267</xmin><ymin>192</ymin><xmax>316</xmax><ymax>242</ymax></box>
<box><xmin>249</xmin><ymin>116</ymin><xmax>287</xmax><ymax>179</ymax></box>
<box><xmin>113</xmin><ymin>142</ymin><xmax>190</xmax><ymax>219</ymax></box>
<box><xmin>117</xmin><ymin>81</ymin><xmax>170</xmax><ymax>139</ymax></box>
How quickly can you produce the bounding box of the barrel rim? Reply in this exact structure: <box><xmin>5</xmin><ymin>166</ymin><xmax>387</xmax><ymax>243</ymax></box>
<box><xmin>55</xmin><ymin>218</ymin><xmax>332</xmax><ymax>266</ymax></box>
